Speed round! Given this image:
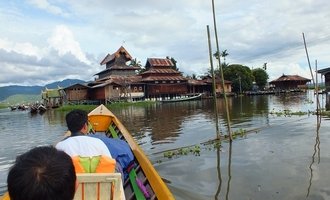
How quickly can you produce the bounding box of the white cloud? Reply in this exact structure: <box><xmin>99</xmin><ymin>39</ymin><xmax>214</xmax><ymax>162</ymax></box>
<box><xmin>0</xmin><ymin>0</ymin><xmax>330</xmax><ymax>86</ymax></box>
<box><xmin>47</xmin><ymin>25</ymin><xmax>91</xmax><ymax>65</ymax></box>
<box><xmin>27</xmin><ymin>0</ymin><xmax>69</xmax><ymax>17</ymax></box>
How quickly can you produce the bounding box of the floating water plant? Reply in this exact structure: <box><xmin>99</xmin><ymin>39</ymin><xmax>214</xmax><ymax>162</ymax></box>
<box><xmin>270</xmin><ymin>109</ymin><xmax>307</xmax><ymax>117</ymax></box>
<box><xmin>163</xmin><ymin>145</ymin><xmax>202</xmax><ymax>158</ymax></box>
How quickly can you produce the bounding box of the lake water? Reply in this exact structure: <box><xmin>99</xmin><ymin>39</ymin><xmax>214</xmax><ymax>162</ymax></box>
<box><xmin>0</xmin><ymin>91</ymin><xmax>329</xmax><ymax>200</ymax></box>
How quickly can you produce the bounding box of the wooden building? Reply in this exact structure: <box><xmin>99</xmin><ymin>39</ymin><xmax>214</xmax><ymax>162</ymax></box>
<box><xmin>187</xmin><ymin>76</ymin><xmax>232</xmax><ymax>96</ymax></box>
<box><xmin>88</xmin><ymin>46</ymin><xmax>144</xmax><ymax>102</ymax></box>
<box><xmin>317</xmin><ymin>67</ymin><xmax>330</xmax><ymax>92</ymax></box>
<box><xmin>96</xmin><ymin>46</ymin><xmax>140</xmax><ymax>78</ymax></box>
<box><xmin>141</xmin><ymin>58</ymin><xmax>188</xmax><ymax>98</ymax></box>
<box><xmin>269</xmin><ymin>74</ymin><xmax>311</xmax><ymax>90</ymax></box>
<box><xmin>41</xmin><ymin>87</ymin><xmax>65</xmax><ymax>108</ymax></box>
<box><xmin>89</xmin><ymin>76</ymin><xmax>144</xmax><ymax>103</ymax></box>
<box><xmin>63</xmin><ymin>83</ymin><xmax>90</xmax><ymax>104</ymax></box>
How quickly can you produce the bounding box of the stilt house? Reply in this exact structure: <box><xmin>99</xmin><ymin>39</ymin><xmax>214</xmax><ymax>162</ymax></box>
<box><xmin>140</xmin><ymin>58</ymin><xmax>188</xmax><ymax>99</ymax></box>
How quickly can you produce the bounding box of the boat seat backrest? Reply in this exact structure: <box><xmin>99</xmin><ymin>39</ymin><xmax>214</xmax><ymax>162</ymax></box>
<box><xmin>74</xmin><ymin>173</ymin><xmax>122</xmax><ymax>200</ymax></box>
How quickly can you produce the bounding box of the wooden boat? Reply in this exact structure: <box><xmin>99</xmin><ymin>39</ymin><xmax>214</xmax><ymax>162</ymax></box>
<box><xmin>87</xmin><ymin>104</ymin><xmax>174</xmax><ymax>200</ymax></box>
<box><xmin>9</xmin><ymin>106</ymin><xmax>17</xmax><ymax>111</ymax></box>
<box><xmin>161</xmin><ymin>93</ymin><xmax>202</xmax><ymax>103</ymax></box>
<box><xmin>1</xmin><ymin>104</ymin><xmax>174</xmax><ymax>200</ymax></box>
<box><xmin>29</xmin><ymin>105</ymin><xmax>38</xmax><ymax>113</ymax></box>
<box><xmin>37</xmin><ymin>104</ymin><xmax>47</xmax><ymax>113</ymax></box>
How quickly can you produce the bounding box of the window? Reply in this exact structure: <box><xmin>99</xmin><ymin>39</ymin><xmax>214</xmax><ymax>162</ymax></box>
<box><xmin>155</xmin><ymin>81</ymin><xmax>159</xmax><ymax>83</ymax></box>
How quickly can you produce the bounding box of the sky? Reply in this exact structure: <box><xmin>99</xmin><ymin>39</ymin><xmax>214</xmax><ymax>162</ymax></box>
<box><xmin>0</xmin><ymin>0</ymin><xmax>330</xmax><ymax>87</ymax></box>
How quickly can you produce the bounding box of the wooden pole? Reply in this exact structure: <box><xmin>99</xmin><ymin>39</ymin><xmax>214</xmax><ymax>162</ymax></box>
<box><xmin>207</xmin><ymin>25</ymin><xmax>220</xmax><ymax>139</ymax></box>
<box><xmin>211</xmin><ymin>0</ymin><xmax>232</xmax><ymax>141</ymax></box>
<box><xmin>302</xmin><ymin>33</ymin><xmax>321</xmax><ymax>112</ymax></box>
<box><xmin>302</xmin><ymin>33</ymin><xmax>316</xmax><ymax>86</ymax></box>
<box><xmin>315</xmin><ymin>60</ymin><xmax>320</xmax><ymax>114</ymax></box>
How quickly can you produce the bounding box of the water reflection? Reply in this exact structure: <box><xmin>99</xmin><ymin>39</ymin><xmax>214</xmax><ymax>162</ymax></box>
<box><xmin>306</xmin><ymin>115</ymin><xmax>321</xmax><ymax>197</ymax></box>
<box><xmin>225</xmin><ymin>142</ymin><xmax>232</xmax><ymax>200</ymax></box>
<box><xmin>112</xmin><ymin>92</ymin><xmax>319</xmax><ymax>152</ymax></box>
<box><xmin>1</xmin><ymin>91</ymin><xmax>328</xmax><ymax>199</ymax></box>
<box><xmin>214</xmin><ymin>144</ymin><xmax>222</xmax><ymax>200</ymax></box>
<box><xmin>112</xmin><ymin>101</ymin><xmax>209</xmax><ymax>145</ymax></box>
<box><xmin>0</xmin><ymin>108</ymin><xmax>68</xmax><ymax>195</ymax></box>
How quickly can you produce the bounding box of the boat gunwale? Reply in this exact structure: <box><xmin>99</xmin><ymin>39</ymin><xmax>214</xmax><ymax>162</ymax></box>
<box><xmin>88</xmin><ymin>105</ymin><xmax>174</xmax><ymax>200</ymax></box>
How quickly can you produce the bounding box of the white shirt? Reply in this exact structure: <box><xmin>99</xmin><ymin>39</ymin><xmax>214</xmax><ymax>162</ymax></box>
<box><xmin>56</xmin><ymin>135</ymin><xmax>112</xmax><ymax>158</ymax></box>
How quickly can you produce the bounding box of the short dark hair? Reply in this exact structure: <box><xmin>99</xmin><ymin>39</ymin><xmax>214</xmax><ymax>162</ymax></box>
<box><xmin>7</xmin><ymin>146</ymin><xmax>76</xmax><ymax>200</ymax></box>
<box><xmin>66</xmin><ymin>109</ymin><xmax>88</xmax><ymax>133</ymax></box>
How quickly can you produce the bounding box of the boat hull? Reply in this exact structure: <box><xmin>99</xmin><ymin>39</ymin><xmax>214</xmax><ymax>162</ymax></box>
<box><xmin>161</xmin><ymin>93</ymin><xmax>202</xmax><ymax>103</ymax></box>
<box><xmin>88</xmin><ymin>104</ymin><xmax>174</xmax><ymax>200</ymax></box>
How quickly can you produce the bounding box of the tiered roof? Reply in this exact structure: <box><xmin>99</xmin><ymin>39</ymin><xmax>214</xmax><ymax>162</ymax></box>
<box><xmin>141</xmin><ymin>58</ymin><xmax>187</xmax><ymax>82</ymax></box>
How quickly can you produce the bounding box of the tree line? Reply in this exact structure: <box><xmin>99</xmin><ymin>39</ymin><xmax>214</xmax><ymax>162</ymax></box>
<box><xmin>129</xmin><ymin>50</ymin><xmax>269</xmax><ymax>94</ymax></box>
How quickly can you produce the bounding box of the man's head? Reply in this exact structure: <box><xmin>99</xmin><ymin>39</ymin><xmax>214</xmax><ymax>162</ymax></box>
<box><xmin>7</xmin><ymin>146</ymin><xmax>76</xmax><ymax>200</ymax></box>
<box><xmin>66</xmin><ymin>109</ymin><xmax>88</xmax><ymax>134</ymax></box>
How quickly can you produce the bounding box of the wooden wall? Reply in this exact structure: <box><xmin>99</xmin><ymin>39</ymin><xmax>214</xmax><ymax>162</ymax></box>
<box><xmin>65</xmin><ymin>86</ymin><xmax>88</xmax><ymax>101</ymax></box>
<box><xmin>146</xmin><ymin>84</ymin><xmax>187</xmax><ymax>97</ymax></box>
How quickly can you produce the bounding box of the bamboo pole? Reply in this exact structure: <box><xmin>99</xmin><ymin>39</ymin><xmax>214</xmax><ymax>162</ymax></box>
<box><xmin>211</xmin><ymin>0</ymin><xmax>232</xmax><ymax>140</ymax></box>
<box><xmin>302</xmin><ymin>33</ymin><xmax>316</xmax><ymax>86</ymax></box>
<box><xmin>315</xmin><ymin>60</ymin><xmax>320</xmax><ymax>113</ymax></box>
<box><xmin>207</xmin><ymin>25</ymin><xmax>220</xmax><ymax>139</ymax></box>
<box><xmin>302</xmin><ymin>33</ymin><xmax>321</xmax><ymax>113</ymax></box>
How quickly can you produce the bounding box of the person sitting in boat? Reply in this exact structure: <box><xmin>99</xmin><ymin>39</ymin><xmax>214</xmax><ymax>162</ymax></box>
<box><xmin>89</xmin><ymin>133</ymin><xmax>135</xmax><ymax>180</ymax></box>
<box><xmin>56</xmin><ymin>109</ymin><xmax>112</xmax><ymax>158</ymax></box>
<box><xmin>57</xmin><ymin>109</ymin><xmax>125</xmax><ymax>199</ymax></box>
<box><xmin>56</xmin><ymin>109</ymin><xmax>122</xmax><ymax>176</ymax></box>
<box><xmin>6</xmin><ymin>146</ymin><xmax>76</xmax><ymax>200</ymax></box>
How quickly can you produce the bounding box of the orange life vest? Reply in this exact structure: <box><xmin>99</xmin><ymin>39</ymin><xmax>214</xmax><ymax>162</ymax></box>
<box><xmin>72</xmin><ymin>155</ymin><xmax>116</xmax><ymax>173</ymax></box>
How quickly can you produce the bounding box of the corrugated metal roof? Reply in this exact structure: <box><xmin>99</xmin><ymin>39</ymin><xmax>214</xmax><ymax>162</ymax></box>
<box><xmin>141</xmin><ymin>68</ymin><xmax>180</xmax><ymax>75</ymax></box>
<box><xmin>94</xmin><ymin>65</ymin><xmax>139</xmax><ymax>76</ymax></box>
<box><xmin>64</xmin><ymin>83</ymin><xmax>90</xmax><ymax>90</ymax></box>
<box><xmin>270</xmin><ymin>74</ymin><xmax>311</xmax><ymax>83</ymax></box>
<box><xmin>188</xmin><ymin>79</ymin><xmax>207</xmax><ymax>85</ymax></box>
<box><xmin>94</xmin><ymin>68</ymin><xmax>111</xmax><ymax>76</ymax></box>
<box><xmin>90</xmin><ymin>76</ymin><xmax>143</xmax><ymax>88</ymax></box>
<box><xmin>100</xmin><ymin>46</ymin><xmax>132</xmax><ymax>65</ymax></box>
<box><xmin>317</xmin><ymin>67</ymin><xmax>330</xmax><ymax>75</ymax></box>
<box><xmin>109</xmin><ymin>65</ymin><xmax>140</xmax><ymax>70</ymax></box>
<box><xmin>100</xmin><ymin>53</ymin><xmax>113</xmax><ymax>65</ymax></box>
<box><xmin>142</xmin><ymin>76</ymin><xmax>187</xmax><ymax>81</ymax></box>
<box><xmin>146</xmin><ymin>58</ymin><xmax>173</xmax><ymax>67</ymax></box>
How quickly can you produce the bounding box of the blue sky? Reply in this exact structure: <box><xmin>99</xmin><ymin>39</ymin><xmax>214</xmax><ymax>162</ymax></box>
<box><xmin>0</xmin><ymin>0</ymin><xmax>330</xmax><ymax>86</ymax></box>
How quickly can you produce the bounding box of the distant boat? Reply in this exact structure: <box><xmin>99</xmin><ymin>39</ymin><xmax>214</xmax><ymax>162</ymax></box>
<box><xmin>161</xmin><ymin>93</ymin><xmax>202</xmax><ymax>103</ymax></box>
<box><xmin>9</xmin><ymin>106</ymin><xmax>17</xmax><ymax>111</ymax></box>
<box><xmin>38</xmin><ymin>105</ymin><xmax>47</xmax><ymax>113</ymax></box>
<box><xmin>30</xmin><ymin>105</ymin><xmax>38</xmax><ymax>113</ymax></box>
<box><xmin>30</xmin><ymin>104</ymin><xmax>47</xmax><ymax>114</ymax></box>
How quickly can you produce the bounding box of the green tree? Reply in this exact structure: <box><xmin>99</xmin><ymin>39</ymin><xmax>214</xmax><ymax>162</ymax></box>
<box><xmin>221</xmin><ymin>50</ymin><xmax>229</xmax><ymax>65</ymax></box>
<box><xmin>213</xmin><ymin>50</ymin><xmax>228</xmax><ymax>69</ymax></box>
<box><xmin>129</xmin><ymin>58</ymin><xmax>145</xmax><ymax>74</ymax></box>
<box><xmin>223</xmin><ymin>64</ymin><xmax>254</xmax><ymax>93</ymax></box>
<box><xmin>129</xmin><ymin>58</ymin><xmax>142</xmax><ymax>68</ymax></box>
<box><xmin>252</xmin><ymin>68</ymin><xmax>269</xmax><ymax>90</ymax></box>
<box><xmin>213</xmin><ymin>50</ymin><xmax>221</xmax><ymax>61</ymax></box>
